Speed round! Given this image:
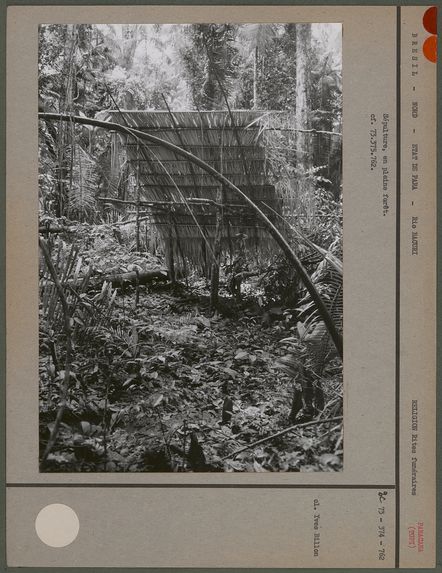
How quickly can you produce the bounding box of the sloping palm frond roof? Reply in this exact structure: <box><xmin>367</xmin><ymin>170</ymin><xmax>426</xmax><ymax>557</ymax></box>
<box><xmin>100</xmin><ymin>109</ymin><xmax>288</xmax><ymax>271</ymax></box>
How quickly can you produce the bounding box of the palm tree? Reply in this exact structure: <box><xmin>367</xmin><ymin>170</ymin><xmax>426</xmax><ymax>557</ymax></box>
<box><xmin>295</xmin><ymin>24</ymin><xmax>315</xmax><ymax>225</ymax></box>
<box><xmin>180</xmin><ymin>24</ymin><xmax>239</xmax><ymax>110</ymax></box>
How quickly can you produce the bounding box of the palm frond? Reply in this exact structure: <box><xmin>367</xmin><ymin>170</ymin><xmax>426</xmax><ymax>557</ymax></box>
<box><xmin>39</xmin><ymin>238</ymin><xmax>117</xmax><ymax>335</ymax></box>
<box><xmin>67</xmin><ymin>145</ymin><xmax>99</xmax><ymax>220</ymax></box>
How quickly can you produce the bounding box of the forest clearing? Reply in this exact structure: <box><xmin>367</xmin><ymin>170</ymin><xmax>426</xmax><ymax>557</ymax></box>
<box><xmin>38</xmin><ymin>22</ymin><xmax>343</xmax><ymax>472</ymax></box>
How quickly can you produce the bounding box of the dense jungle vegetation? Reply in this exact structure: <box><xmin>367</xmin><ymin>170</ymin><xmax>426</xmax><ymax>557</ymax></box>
<box><xmin>39</xmin><ymin>23</ymin><xmax>343</xmax><ymax>472</ymax></box>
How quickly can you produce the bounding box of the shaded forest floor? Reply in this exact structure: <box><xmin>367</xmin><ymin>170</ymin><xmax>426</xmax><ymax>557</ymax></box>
<box><xmin>39</xmin><ymin>278</ymin><xmax>343</xmax><ymax>473</ymax></box>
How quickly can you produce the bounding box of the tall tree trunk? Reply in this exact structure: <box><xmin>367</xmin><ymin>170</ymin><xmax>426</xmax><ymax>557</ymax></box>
<box><xmin>295</xmin><ymin>24</ymin><xmax>314</xmax><ymax>224</ymax></box>
<box><xmin>295</xmin><ymin>25</ymin><xmax>311</xmax><ymax>131</ymax></box>
<box><xmin>56</xmin><ymin>24</ymin><xmax>77</xmax><ymax>217</ymax></box>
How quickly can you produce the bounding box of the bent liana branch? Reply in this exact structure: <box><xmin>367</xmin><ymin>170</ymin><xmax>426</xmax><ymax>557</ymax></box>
<box><xmin>222</xmin><ymin>415</ymin><xmax>343</xmax><ymax>460</ymax></box>
<box><xmin>39</xmin><ymin>112</ymin><xmax>343</xmax><ymax>359</ymax></box>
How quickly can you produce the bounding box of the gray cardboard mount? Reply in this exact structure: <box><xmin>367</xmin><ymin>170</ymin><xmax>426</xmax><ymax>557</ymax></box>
<box><xmin>0</xmin><ymin>1</ymin><xmax>442</xmax><ymax>571</ymax></box>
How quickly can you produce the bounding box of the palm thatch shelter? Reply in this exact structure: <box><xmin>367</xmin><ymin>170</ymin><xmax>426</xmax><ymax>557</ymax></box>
<box><xmin>94</xmin><ymin>109</ymin><xmax>341</xmax><ymax>307</ymax></box>
<box><xmin>39</xmin><ymin>108</ymin><xmax>343</xmax><ymax>354</ymax></box>
<box><xmin>98</xmin><ymin>110</ymin><xmax>285</xmax><ymax>275</ymax></box>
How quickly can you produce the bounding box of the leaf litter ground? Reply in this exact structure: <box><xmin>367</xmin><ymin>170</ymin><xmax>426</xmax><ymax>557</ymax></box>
<box><xmin>39</xmin><ymin>284</ymin><xmax>343</xmax><ymax>473</ymax></box>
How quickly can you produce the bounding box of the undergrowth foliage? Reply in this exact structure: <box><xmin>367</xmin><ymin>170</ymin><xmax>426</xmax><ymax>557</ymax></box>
<box><xmin>39</xmin><ymin>224</ymin><xmax>343</xmax><ymax>473</ymax></box>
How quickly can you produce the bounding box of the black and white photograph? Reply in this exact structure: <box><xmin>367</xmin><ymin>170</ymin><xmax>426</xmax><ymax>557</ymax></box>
<box><xmin>38</xmin><ymin>22</ymin><xmax>343</xmax><ymax>473</ymax></box>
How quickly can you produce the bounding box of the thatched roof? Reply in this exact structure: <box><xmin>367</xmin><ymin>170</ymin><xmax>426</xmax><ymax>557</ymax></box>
<box><xmin>102</xmin><ymin>110</ymin><xmax>285</xmax><ymax>270</ymax></box>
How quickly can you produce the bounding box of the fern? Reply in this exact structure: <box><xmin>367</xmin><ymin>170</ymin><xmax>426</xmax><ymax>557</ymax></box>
<box><xmin>296</xmin><ymin>259</ymin><xmax>342</xmax><ymax>374</ymax></box>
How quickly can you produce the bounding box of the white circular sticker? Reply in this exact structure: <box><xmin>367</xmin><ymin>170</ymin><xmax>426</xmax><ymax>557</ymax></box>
<box><xmin>35</xmin><ymin>504</ymin><xmax>80</xmax><ymax>548</ymax></box>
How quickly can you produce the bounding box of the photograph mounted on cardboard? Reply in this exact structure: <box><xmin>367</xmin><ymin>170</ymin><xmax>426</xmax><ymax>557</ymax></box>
<box><xmin>38</xmin><ymin>22</ymin><xmax>343</xmax><ymax>472</ymax></box>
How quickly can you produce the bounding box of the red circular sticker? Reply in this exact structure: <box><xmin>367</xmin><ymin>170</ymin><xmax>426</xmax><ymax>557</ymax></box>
<box><xmin>423</xmin><ymin>6</ymin><xmax>437</xmax><ymax>35</ymax></box>
<box><xmin>423</xmin><ymin>35</ymin><xmax>437</xmax><ymax>63</ymax></box>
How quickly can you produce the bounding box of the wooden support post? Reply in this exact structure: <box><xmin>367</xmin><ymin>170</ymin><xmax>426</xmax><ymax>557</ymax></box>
<box><xmin>210</xmin><ymin>185</ymin><xmax>224</xmax><ymax>309</ymax></box>
<box><xmin>134</xmin><ymin>269</ymin><xmax>140</xmax><ymax>308</ymax></box>
<box><xmin>210</xmin><ymin>116</ymin><xmax>227</xmax><ymax>310</ymax></box>
<box><xmin>109</xmin><ymin>130</ymin><xmax>120</xmax><ymax>196</ymax></box>
<box><xmin>172</xmin><ymin>216</ymin><xmax>188</xmax><ymax>284</ymax></box>
<box><xmin>167</xmin><ymin>210</ymin><xmax>176</xmax><ymax>285</ymax></box>
<box><xmin>135</xmin><ymin>142</ymin><xmax>141</xmax><ymax>252</ymax></box>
